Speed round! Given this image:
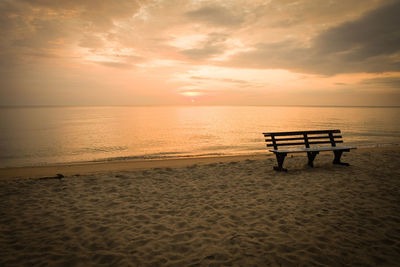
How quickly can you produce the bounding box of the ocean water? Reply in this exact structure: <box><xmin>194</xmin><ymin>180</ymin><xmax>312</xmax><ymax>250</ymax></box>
<box><xmin>0</xmin><ymin>106</ymin><xmax>399</xmax><ymax>168</ymax></box>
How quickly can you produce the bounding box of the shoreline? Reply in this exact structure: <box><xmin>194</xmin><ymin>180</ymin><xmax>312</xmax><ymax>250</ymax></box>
<box><xmin>1</xmin><ymin>145</ymin><xmax>399</xmax><ymax>179</ymax></box>
<box><xmin>0</xmin><ymin>153</ymin><xmax>269</xmax><ymax>180</ymax></box>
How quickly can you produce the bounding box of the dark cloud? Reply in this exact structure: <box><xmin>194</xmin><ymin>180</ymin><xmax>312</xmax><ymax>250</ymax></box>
<box><xmin>185</xmin><ymin>5</ymin><xmax>244</xmax><ymax>27</ymax></box>
<box><xmin>93</xmin><ymin>61</ymin><xmax>133</xmax><ymax>69</ymax></box>
<box><xmin>226</xmin><ymin>1</ymin><xmax>400</xmax><ymax>75</ymax></box>
<box><xmin>180</xmin><ymin>32</ymin><xmax>228</xmax><ymax>60</ymax></box>
<box><xmin>180</xmin><ymin>45</ymin><xmax>224</xmax><ymax>60</ymax></box>
<box><xmin>360</xmin><ymin>77</ymin><xmax>400</xmax><ymax>89</ymax></box>
<box><xmin>225</xmin><ymin>40</ymin><xmax>308</xmax><ymax>71</ymax></box>
<box><xmin>313</xmin><ymin>0</ymin><xmax>400</xmax><ymax>59</ymax></box>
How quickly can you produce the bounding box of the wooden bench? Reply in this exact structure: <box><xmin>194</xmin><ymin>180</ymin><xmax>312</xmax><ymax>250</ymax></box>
<box><xmin>263</xmin><ymin>130</ymin><xmax>356</xmax><ymax>171</ymax></box>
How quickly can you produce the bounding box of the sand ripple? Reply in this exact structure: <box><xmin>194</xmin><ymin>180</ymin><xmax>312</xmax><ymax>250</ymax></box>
<box><xmin>1</xmin><ymin>148</ymin><xmax>400</xmax><ymax>266</ymax></box>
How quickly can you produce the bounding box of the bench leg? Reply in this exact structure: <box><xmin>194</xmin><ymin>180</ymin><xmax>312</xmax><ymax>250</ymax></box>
<box><xmin>274</xmin><ymin>152</ymin><xmax>287</xmax><ymax>171</ymax></box>
<box><xmin>307</xmin><ymin>151</ymin><xmax>319</xmax><ymax>167</ymax></box>
<box><xmin>333</xmin><ymin>150</ymin><xmax>350</xmax><ymax>166</ymax></box>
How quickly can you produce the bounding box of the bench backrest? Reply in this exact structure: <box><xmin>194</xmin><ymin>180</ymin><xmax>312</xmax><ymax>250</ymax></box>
<box><xmin>263</xmin><ymin>129</ymin><xmax>343</xmax><ymax>150</ymax></box>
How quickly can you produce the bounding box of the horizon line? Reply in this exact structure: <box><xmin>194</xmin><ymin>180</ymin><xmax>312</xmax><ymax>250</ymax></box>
<box><xmin>1</xmin><ymin>104</ymin><xmax>400</xmax><ymax>108</ymax></box>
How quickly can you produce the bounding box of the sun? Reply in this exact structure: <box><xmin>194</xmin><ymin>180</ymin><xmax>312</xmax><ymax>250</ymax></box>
<box><xmin>181</xmin><ymin>91</ymin><xmax>202</xmax><ymax>97</ymax></box>
<box><xmin>177</xmin><ymin>89</ymin><xmax>208</xmax><ymax>104</ymax></box>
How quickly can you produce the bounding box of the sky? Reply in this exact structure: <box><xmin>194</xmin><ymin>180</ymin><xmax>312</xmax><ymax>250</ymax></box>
<box><xmin>1</xmin><ymin>0</ymin><xmax>400</xmax><ymax>106</ymax></box>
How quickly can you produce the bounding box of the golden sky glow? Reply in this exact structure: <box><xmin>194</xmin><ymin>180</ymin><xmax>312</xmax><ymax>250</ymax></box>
<box><xmin>1</xmin><ymin>0</ymin><xmax>399</xmax><ymax>106</ymax></box>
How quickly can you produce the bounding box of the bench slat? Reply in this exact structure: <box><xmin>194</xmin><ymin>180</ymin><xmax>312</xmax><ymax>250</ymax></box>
<box><xmin>263</xmin><ymin>129</ymin><xmax>340</xmax><ymax>136</ymax></box>
<box><xmin>309</xmin><ymin>140</ymin><xmax>343</xmax><ymax>145</ymax></box>
<box><xmin>265</xmin><ymin>135</ymin><xmax>342</xmax><ymax>142</ymax></box>
<box><xmin>267</xmin><ymin>142</ymin><xmax>310</xmax><ymax>147</ymax></box>
<box><xmin>265</xmin><ymin>137</ymin><xmax>304</xmax><ymax>142</ymax></box>
<box><xmin>267</xmin><ymin>140</ymin><xmax>343</xmax><ymax>147</ymax></box>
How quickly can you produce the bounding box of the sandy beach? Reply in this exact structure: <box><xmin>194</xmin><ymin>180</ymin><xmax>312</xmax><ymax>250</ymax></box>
<box><xmin>1</xmin><ymin>146</ymin><xmax>400</xmax><ymax>266</ymax></box>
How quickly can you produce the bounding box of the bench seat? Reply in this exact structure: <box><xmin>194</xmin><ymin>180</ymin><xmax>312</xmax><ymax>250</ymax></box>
<box><xmin>263</xmin><ymin>129</ymin><xmax>356</xmax><ymax>171</ymax></box>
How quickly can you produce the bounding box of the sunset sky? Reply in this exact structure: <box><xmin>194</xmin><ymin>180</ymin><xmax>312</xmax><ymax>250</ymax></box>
<box><xmin>1</xmin><ymin>0</ymin><xmax>399</xmax><ymax>106</ymax></box>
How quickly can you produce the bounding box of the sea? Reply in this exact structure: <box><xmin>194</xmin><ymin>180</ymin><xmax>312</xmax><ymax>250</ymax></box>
<box><xmin>0</xmin><ymin>106</ymin><xmax>399</xmax><ymax>168</ymax></box>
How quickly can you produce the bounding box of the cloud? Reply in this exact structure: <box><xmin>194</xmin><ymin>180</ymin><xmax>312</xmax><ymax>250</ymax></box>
<box><xmin>256</xmin><ymin>0</ymin><xmax>387</xmax><ymax>28</ymax></box>
<box><xmin>0</xmin><ymin>0</ymin><xmax>151</xmax><ymax>74</ymax></box>
<box><xmin>79</xmin><ymin>35</ymin><xmax>105</xmax><ymax>49</ymax></box>
<box><xmin>269</xmin><ymin>18</ymin><xmax>301</xmax><ymax>28</ymax></box>
<box><xmin>225</xmin><ymin>40</ymin><xmax>309</xmax><ymax>71</ymax></box>
<box><xmin>313</xmin><ymin>0</ymin><xmax>400</xmax><ymax>59</ymax></box>
<box><xmin>20</xmin><ymin>0</ymin><xmax>144</xmax><ymax>31</ymax></box>
<box><xmin>226</xmin><ymin>1</ymin><xmax>400</xmax><ymax>75</ymax></box>
<box><xmin>190</xmin><ymin>76</ymin><xmax>254</xmax><ymax>87</ymax></box>
<box><xmin>93</xmin><ymin>61</ymin><xmax>133</xmax><ymax>69</ymax></box>
<box><xmin>0</xmin><ymin>0</ymin><xmax>146</xmax><ymax>51</ymax></box>
<box><xmin>360</xmin><ymin>77</ymin><xmax>400</xmax><ymax>89</ymax></box>
<box><xmin>191</xmin><ymin>76</ymin><xmax>248</xmax><ymax>84</ymax></box>
<box><xmin>179</xmin><ymin>32</ymin><xmax>228</xmax><ymax>60</ymax></box>
<box><xmin>180</xmin><ymin>45</ymin><xmax>224</xmax><ymax>60</ymax></box>
<box><xmin>178</xmin><ymin>88</ymin><xmax>220</xmax><ymax>94</ymax></box>
<box><xmin>185</xmin><ymin>5</ymin><xmax>244</xmax><ymax>27</ymax></box>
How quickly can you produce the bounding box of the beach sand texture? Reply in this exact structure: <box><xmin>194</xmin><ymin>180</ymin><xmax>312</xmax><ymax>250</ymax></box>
<box><xmin>1</xmin><ymin>147</ymin><xmax>400</xmax><ymax>266</ymax></box>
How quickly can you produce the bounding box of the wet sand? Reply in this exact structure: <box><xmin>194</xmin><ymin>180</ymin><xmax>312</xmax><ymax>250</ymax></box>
<box><xmin>1</xmin><ymin>146</ymin><xmax>400</xmax><ymax>266</ymax></box>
